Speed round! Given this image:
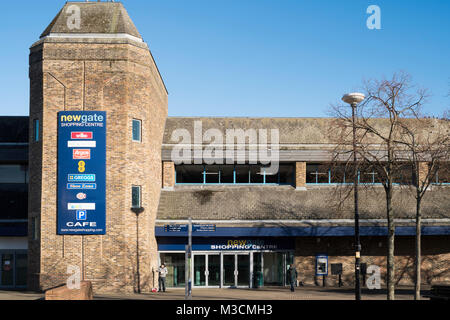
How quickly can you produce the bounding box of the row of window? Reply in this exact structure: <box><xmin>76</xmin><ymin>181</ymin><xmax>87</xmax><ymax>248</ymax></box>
<box><xmin>175</xmin><ymin>165</ymin><xmax>295</xmax><ymax>185</ymax></box>
<box><xmin>175</xmin><ymin>164</ymin><xmax>450</xmax><ymax>185</ymax></box>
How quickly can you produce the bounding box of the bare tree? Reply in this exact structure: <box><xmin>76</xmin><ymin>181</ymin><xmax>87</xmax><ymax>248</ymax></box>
<box><xmin>330</xmin><ymin>72</ymin><xmax>427</xmax><ymax>300</ymax></box>
<box><xmin>396</xmin><ymin>115</ymin><xmax>450</xmax><ymax>300</ymax></box>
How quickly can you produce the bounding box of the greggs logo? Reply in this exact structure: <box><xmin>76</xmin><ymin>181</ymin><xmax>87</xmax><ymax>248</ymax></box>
<box><xmin>73</xmin><ymin>149</ymin><xmax>91</xmax><ymax>160</ymax></box>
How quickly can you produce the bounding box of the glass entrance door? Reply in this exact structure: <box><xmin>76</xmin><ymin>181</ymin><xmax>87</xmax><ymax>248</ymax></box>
<box><xmin>208</xmin><ymin>254</ymin><xmax>221</xmax><ymax>287</ymax></box>
<box><xmin>237</xmin><ymin>254</ymin><xmax>250</xmax><ymax>287</ymax></box>
<box><xmin>223</xmin><ymin>254</ymin><xmax>235</xmax><ymax>287</ymax></box>
<box><xmin>193</xmin><ymin>253</ymin><xmax>221</xmax><ymax>287</ymax></box>
<box><xmin>1</xmin><ymin>254</ymin><xmax>14</xmax><ymax>287</ymax></box>
<box><xmin>222</xmin><ymin>253</ymin><xmax>250</xmax><ymax>288</ymax></box>
<box><xmin>193</xmin><ymin>254</ymin><xmax>206</xmax><ymax>287</ymax></box>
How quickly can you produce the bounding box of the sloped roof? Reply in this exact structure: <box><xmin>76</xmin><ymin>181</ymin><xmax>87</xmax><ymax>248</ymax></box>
<box><xmin>40</xmin><ymin>2</ymin><xmax>141</xmax><ymax>39</ymax></box>
<box><xmin>162</xmin><ymin>117</ymin><xmax>449</xmax><ymax>146</ymax></box>
<box><xmin>157</xmin><ymin>186</ymin><xmax>450</xmax><ymax>221</ymax></box>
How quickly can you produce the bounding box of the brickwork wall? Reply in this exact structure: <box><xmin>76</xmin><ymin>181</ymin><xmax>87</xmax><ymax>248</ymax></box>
<box><xmin>162</xmin><ymin>162</ymin><xmax>175</xmax><ymax>189</ymax></box>
<box><xmin>293</xmin><ymin>236</ymin><xmax>450</xmax><ymax>287</ymax></box>
<box><xmin>295</xmin><ymin>162</ymin><xmax>306</xmax><ymax>189</ymax></box>
<box><xmin>418</xmin><ymin>162</ymin><xmax>429</xmax><ymax>185</ymax></box>
<box><xmin>28</xmin><ymin>39</ymin><xmax>167</xmax><ymax>293</ymax></box>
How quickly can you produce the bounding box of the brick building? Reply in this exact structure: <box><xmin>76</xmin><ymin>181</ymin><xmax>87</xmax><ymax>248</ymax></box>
<box><xmin>0</xmin><ymin>1</ymin><xmax>449</xmax><ymax>292</ymax></box>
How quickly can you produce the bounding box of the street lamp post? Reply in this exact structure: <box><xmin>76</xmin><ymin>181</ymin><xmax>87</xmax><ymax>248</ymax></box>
<box><xmin>342</xmin><ymin>92</ymin><xmax>365</xmax><ymax>301</ymax></box>
<box><xmin>131</xmin><ymin>207</ymin><xmax>145</xmax><ymax>294</ymax></box>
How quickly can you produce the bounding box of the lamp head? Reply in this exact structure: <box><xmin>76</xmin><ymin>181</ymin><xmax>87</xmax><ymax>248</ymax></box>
<box><xmin>342</xmin><ymin>92</ymin><xmax>365</xmax><ymax>105</ymax></box>
<box><xmin>131</xmin><ymin>207</ymin><xmax>145</xmax><ymax>215</ymax></box>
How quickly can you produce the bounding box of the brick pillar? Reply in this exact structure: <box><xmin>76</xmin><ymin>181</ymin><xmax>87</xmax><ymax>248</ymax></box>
<box><xmin>162</xmin><ymin>162</ymin><xmax>175</xmax><ymax>189</ymax></box>
<box><xmin>296</xmin><ymin>162</ymin><xmax>306</xmax><ymax>190</ymax></box>
<box><xmin>418</xmin><ymin>162</ymin><xmax>429</xmax><ymax>186</ymax></box>
<box><xmin>28</xmin><ymin>2</ymin><xmax>168</xmax><ymax>293</ymax></box>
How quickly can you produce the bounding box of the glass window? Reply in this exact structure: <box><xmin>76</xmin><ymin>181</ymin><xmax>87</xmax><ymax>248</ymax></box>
<box><xmin>330</xmin><ymin>165</ymin><xmax>346</xmax><ymax>184</ymax></box>
<box><xmin>265</xmin><ymin>168</ymin><xmax>279</xmax><ymax>184</ymax></box>
<box><xmin>205</xmin><ymin>165</ymin><xmax>220</xmax><ymax>184</ymax></box>
<box><xmin>279</xmin><ymin>164</ymin><xmax>295</xmax><ymax>185</ymax></box>
<box><xmin>235</xmin><ymin>165</ymin><xmax>250</xmax><ymax>183</ymax></box>
<box><xmin>34</xmin><ymin>119</ymin><xmax>39</xmax><ymax>142</ymax></box>
<box><xmin>1</xmin><ymin>254</ymin><xmax>14</xmax><ymax>286</ymax></box>
<box><xmin>220</xmin><ymin>165</ymin><xmax>234</xmax><ymax>184</ymax></box>
<box><xmin>159</xmin><ymin>253</ymin><xmax>185</xmax><ymax>288</ymax></box>
<box><xmin>132</xmin><ymin>119</ymin><xmax>142</xmax><ymax>142</ymax></box>
<box><xmin>132</xmin><ymin>186</ymin><xmax>141</xmax><ymax>208</ymax></box>
<box><xmin>436</xmin><ymin>163</ymin><xmax>449</xmax><ymax>184</ymax></box>
<box><xmin>15</xmin><ymin>254</ymin><xmax>27</xmax><ymax>287</ymax></box>
<box><xmin>0</xmin><ymin>165</ymin><xmax>27</xmax><ymax>183</ymax></box>
<box><xmin>250</xmin><ymin>166</ymin><xmax>264</xmax><ymax>184</ymax></box>
<box><xmin>393</xmin><ymin>164</ymin><xmax>413</xmax><ymax>185</ymax></box>
<box><xmin>31</xmin><ymin>217</ymin><xmax>39</xmax><ymax>241</ymax></box>
<box><xmin>306</xmin><ymin>164</ymin><xmax>329</xmax><ymax>184</ymax></box>
<box><xmin>176</xmin><ymin>165</ymin><xmax>204</xmax><ymax>184</ymax></box>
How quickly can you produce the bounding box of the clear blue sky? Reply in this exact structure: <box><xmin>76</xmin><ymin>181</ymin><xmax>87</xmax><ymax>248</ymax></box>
<box><xmin>0</xmin><ymin>0</ymin><xmax>449</xmax><ymax>117</ymax></box>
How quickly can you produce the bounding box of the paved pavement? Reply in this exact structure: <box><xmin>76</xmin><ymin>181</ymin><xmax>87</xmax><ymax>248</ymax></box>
<box><xmin>0</xmin><ymin>286</ymin><xmax>425</xmax><ymax>300</ymax></box>
<box><xmin>95</xmin><ymin>286</ymin><xmax>421</xmax><ymax>300</ymax></box>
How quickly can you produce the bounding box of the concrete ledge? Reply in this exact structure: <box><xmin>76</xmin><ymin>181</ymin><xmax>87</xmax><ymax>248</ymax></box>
<box><xmin>295</xmin><ymin>187</ymin><xmax>307</xmax><ymax>191</ymax></box>
<box><xmin>45</xmin><ymin>281</ymin><xmax>93</xmax><ymax>300</ymax></box>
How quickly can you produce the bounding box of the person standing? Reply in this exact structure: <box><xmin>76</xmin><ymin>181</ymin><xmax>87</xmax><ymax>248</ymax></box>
<box><xmin>158</xmin><ymin>264</ymin><xmax>168</xmax><ymax>292</ymax></box>
<box><xmin>288</xmin><ymin>264</ymin><xmax>298</xmax><ymax>292</ymax></box>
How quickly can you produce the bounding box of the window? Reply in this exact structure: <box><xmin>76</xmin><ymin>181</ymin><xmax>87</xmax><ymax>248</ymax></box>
<box><xmin>174</xmin><ymin>164</ymin><xmax>295</xmax><ymax>186</ymax></box>
<box><xmin>132</xmin><ymin>186</ymin><xmax>141</xmax><ymax>208</ymax></box>
<box><xmin>235</xmin><ymin>165</ymin><xmax>251</xmax><ymax>183</ymax></box>
<box><xmin>132</xmin><ymin>119</ymin><xmax>142</xmax><ymax>142</ymax></box>
<box><xmin>0</xmin><ymin>165</ymin><xmax>28</xmax><ymax>184</ymax></box>
<box><xmin>435</xmin><ymin>163</ymin><xmax>450</xmax><ymax>184</ymax></box>
<box><xmin>33</xmin><ymin>119</ymin><xmax>39</xmax><ymax>142</ymax></box>
<box><xmin>306</xmin><ymin>164</ymin><xmax>329</xmax><ymax>184</ymax></box>
<box><xmin>205</xmin><ymin>165</ymin><xmax>220</xmax><ymax>184</ymax></box>
<box><xmin>176</xmin><ymin>165</ymin><xmax>204</xmax><ymax>184</ymax></box>
<box><xmin>31</xmin><ymin>217</ymin><xmax>39</xmax><ymax>241</ymax></box>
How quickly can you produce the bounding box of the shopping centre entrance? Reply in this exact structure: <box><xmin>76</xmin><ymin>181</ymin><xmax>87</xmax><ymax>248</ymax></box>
<box><xmin>157</xmin><ymin>237</ymin><xmax>295</xmax><ymax>289</ymax></box>
<box><xmin>159</xmin><ymin>249</ymin><xmax>294</xmax><ymax>289</ymax></box>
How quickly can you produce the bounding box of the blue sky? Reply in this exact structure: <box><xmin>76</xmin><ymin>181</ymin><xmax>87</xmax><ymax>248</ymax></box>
<box><xmin>0</xmin><ymin>0</ymin><xmax>449</xmax><ymax>117</ymax></box>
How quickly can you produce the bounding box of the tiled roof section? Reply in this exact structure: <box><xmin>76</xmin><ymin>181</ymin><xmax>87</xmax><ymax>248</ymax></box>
<box><xmin>157</xmin><ymin>186</ymin><xmax>450</xmax><ymax>220</ymax></box>
<box><xmin>163</xmin><ymin>117</ymin><xmax>449</xmax><ymax>145</ymax></box>
<box><xmin>0</xmin><ymin>117</ymin><xmax>29</xmax><ymax>143</ymax></box>
<box><xmin>40</xmin><ymin>2</ymin><xmax>141</xmax><ymax>39</ymax></box>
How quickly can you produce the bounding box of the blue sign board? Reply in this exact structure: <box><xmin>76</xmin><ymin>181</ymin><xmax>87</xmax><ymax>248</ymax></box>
<box><xmin>57</xmin><ymin>111</ymin><xmax>106</xmax><ymax>235</ymax></box>
<box><xmin>157</xmin><ymin>237</ymin><xmax>295</xmax><ymax>251</ymax></box>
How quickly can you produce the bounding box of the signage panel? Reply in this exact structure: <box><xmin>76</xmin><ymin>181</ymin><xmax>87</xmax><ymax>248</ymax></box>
<box><xmin>58</xmin><ymin>111</ymin><xmax>106</xmax><ymax>235</ymax></box>
<box><xmin>164</xmin><ymin>224</ymin><xmax>217</xmax><ymax>233</ymax></box>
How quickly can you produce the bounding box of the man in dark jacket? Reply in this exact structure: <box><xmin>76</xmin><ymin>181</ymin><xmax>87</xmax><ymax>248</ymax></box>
<box><xmin>288</xmin><ymin>264</ymin><xmax>298</xmax><ymax>292</ymax></box>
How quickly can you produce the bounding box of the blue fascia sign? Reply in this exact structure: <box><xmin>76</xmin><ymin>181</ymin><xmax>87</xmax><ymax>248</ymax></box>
<box><xmin>164</xmin><ymin>224</ymin><xmax>217</xmax><ymax>233</ymax></box>
<box><xmin>57</xmin><ymin>111</ymin><xmax>106</xmax><ymax>235</ymax></box>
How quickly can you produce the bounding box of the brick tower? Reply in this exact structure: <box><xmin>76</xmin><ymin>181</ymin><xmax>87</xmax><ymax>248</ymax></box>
<box><xmin>28</xmin><ymin>2</ymin><xmax>168</xmax><ymax>293</ymax></box>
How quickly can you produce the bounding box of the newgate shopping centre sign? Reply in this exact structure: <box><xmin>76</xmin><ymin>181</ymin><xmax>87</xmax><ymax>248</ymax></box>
<box><xmin>57</xmin><ymin>111</ymin><xmax>106</xmax><ymax>235</ymax></box>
